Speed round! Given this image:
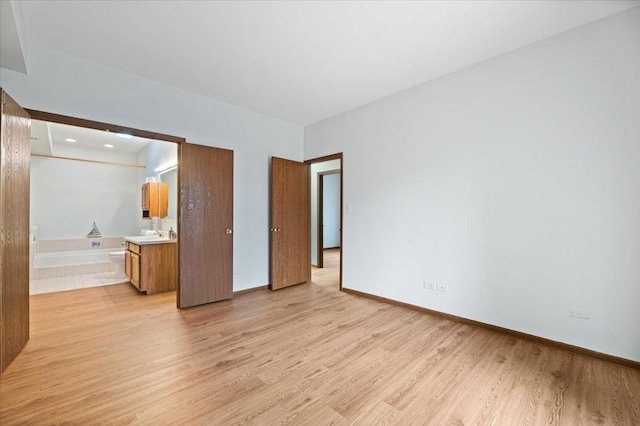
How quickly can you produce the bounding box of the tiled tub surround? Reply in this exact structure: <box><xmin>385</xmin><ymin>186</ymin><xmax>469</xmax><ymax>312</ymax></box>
<box><xmin>30</xmin><ymin>238</ymin><xmax>127</xmax><ymax>293</ymax></box>
<box><xmin>34</xmin><ymin>248</ymin><xmax>116</xmax><ymax>278</ymax></box>
<box><xmin>37</xmin><ymin>237</ymin><xmax>125</xmax><ymax>254</ymax></box>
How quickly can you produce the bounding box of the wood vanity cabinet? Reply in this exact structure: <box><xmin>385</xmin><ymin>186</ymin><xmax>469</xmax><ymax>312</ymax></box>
<box><xmin>124</xmin><ymin>247</ymin><xmax>141</xmax><ymax>289</ymax></box>
<box><xmin>125</xmin><ymin>241</ymin><xmax>176</xmax><ymax>294</ymax></box>
<box><xmin>141</xmin><ymin>182</ymin><xmax>169</xmax><ymax>219</ymax></box>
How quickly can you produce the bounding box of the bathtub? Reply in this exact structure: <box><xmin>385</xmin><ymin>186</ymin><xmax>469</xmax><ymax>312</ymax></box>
<box><xmin>31</xmin><ymin>237</ymin><xmax>125</xmax><ymax>280</ymax></box>
<box><xmin>35</xmin><ymin>248</ymin><xmax>115</xmax><ymax>268</ymax></box>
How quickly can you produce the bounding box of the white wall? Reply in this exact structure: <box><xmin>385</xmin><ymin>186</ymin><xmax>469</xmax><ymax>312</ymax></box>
<box><xmin>310</xmin><ymin>159</ymin><xmax>340</xmax><ymax>265</ymax></box>
<box><xmin>323</xmin><ymin>173</ymin><xmax>341</xmax><ymax>248</ymax></box>
<box><xmin>305</xmin><ymin>8</ymin><xmax>640</xmax><ymax>361</ymax></box>
<box><xmin>2</xmin><ymin>45</ymin><xmax>303</xmax><ymax>291</ymax></box>
<box><xmin>31</xmin><ymin>145</ymin><xmax>139</xmax><ymax>240</ymax></box>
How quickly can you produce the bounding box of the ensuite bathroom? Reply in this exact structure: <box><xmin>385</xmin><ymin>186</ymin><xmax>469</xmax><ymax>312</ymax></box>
<box><xmin>29</xmin><ymin>119</ymin><xmax>178</xmax><ymax>295</ymax></box>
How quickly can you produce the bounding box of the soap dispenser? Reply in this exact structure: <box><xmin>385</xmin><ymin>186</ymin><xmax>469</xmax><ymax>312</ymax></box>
<box><xmin>169</xmin><ymin>227</ymin><xmax>176</xmax><ymax>240</ymax></box>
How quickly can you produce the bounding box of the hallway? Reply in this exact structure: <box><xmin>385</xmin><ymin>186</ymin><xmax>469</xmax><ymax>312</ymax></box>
<box><xmin>311</xmin><ymin>248</ymin><xmax>340</xmax><ymax>287</ymax></box>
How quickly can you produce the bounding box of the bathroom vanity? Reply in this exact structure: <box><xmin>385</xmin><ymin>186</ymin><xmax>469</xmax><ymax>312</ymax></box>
<box><xmin>124</xmin><ymin>236</ymin><xmax>177</xmax><ymax>294</ymax></box>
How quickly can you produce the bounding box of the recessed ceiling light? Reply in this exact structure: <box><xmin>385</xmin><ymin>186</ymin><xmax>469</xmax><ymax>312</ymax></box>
<box><xmin>104</xmin><ymin>144</ymin><xmax>114</xmax><ymax>148</ymax></box>
<box><xmin>65</xmin><ymin>138</ymin><xmax>76</xmax><ymax>142</ymax></box>
<box><xmin>117</xmin><ymin>133</ymin><xmax>132</xmax><ymax>139</ymax></box>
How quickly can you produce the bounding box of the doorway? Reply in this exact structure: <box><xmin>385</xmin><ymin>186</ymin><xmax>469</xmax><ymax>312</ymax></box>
<box><xmin>306</xmin><ymin>154</ymin><xmax>343</xmax><ymax>289</ymax></box>
<box><xmin>28</xmin><ymin>118</ymin><xmax>178</xmax><ymax>295</ymax></box>
<box><xmin>317</xmin><ymin>170</ymin><xmax>341</xmax><ymax>268</ymax></box>
<box><xmin>1</xmin><ymin>93</ymin><xmax>234</xmax><ymax>373</ymax></box>
<box><xmin>25</xmin><ymin>109</ymin><xmax>234</xmax><ymax>309</ymax></box>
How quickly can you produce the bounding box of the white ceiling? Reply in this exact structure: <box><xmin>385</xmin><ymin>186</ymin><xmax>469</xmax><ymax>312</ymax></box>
<box><xmin>17</xmin><ymin>1</ymin><xmax>640</xmax><ymax>126</ymax></box>
<box><xmin>31</xmin><ymin>119</ymin><xmax>151</xmax><ymax>154</ymax></box>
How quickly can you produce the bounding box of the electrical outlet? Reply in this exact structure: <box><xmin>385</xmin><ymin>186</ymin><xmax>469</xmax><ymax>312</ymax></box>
<box><xmin>436</xmin><ymin>283</ymin><xmax>448</xmax><ymax>292</ymax></box>
<box><xmin>570</xmin><ymin>308</ymin><xmax>591</xmax><ymax>319</ymax></box>
<box><xmin>423</xmin><ymin>281</ymin><xmax>435</xmax><ymax>290</ymax></box>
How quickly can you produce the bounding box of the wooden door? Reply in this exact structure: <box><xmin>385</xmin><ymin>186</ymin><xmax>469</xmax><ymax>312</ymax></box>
<box><xmin>0</xmin><ymin>89</ymin><xmax>30</xmax><ymax>373</ymax></box>
<box><xmin>178</xmin><ymin>143</ymin><xmax>233</xmax><ymax>308</ymax></box>
<box><xmin>270</xmin><ymin>157</ymin><xmax>310</xmax><ymax>290</ymax></box>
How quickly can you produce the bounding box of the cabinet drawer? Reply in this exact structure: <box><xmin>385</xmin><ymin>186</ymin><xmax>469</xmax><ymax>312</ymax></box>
<box><xmin>127</xmin><ymin>242</ymin><xmax>141</xmax><ymax>254</ymax></box>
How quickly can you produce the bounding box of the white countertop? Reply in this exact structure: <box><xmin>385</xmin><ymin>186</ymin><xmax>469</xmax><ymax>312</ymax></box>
<box><xmin>125</xmin><ymin>236</ymin><xmax>177</xmax><ymax>245</ymax></box>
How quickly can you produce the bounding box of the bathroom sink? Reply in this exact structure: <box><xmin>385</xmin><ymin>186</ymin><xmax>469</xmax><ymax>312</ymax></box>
<box><xmin>124</xmin><ymin>235</ymin><xmax>175</xmax><ymax>245</ymax></box>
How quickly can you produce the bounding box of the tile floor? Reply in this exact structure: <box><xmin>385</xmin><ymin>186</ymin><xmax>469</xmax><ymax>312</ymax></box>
<box><xmin>30</xmin><ymin>271</ymin><xmax>127</xmax><ymax>295</ymax></box>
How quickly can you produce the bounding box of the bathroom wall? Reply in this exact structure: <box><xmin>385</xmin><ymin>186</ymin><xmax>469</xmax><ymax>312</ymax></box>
<box><xmin>30</xmin><ymin>144</ymin><xmax>140</xmax><ymax>240</ymax></box>
<box><xmin>138</xmin><ymin>140</ymin><xmax>178</xmax><ymax>182</ymax></box>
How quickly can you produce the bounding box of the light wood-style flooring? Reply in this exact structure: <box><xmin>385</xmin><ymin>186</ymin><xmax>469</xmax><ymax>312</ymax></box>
<box><xmin>1</xmin><ymin>248</ymin><xmax>639</xmax><ymax>425</ymax></box>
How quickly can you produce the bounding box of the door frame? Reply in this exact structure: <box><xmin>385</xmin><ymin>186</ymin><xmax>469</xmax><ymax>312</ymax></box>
<box><xmin>316</xmin><ymin>169</ymin><xmax>340</xmax><ymax>269</ymax></box>
<box><xmin>25</xmin><ymin>109</ymin><xmax>188</xmax><ymax>307</ymax></box>
<box><xmin>26</xmin><ymin>110</ymin><xmax>185</xmax><ymax>144</ymax></box>
<box><xmin>304</xmin><ymin>153</ymin><xmax>343</xmax><ymax>290</ymax></box>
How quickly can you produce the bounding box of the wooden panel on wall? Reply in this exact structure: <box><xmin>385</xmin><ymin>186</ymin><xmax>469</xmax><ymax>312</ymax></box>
<box><xmin>178</xmin><ymin>143</ymin><xmax>233</xmax><ymax>308</ymax></box>
<box><xmin>270</xmin><ymin>157</ymin><xmax>310</xmax><ymax>290</ymax></box>
<box><xmin>0</xmin><ymin>89</ymin><xmax>31</xmax><ymax>373</ymax></box>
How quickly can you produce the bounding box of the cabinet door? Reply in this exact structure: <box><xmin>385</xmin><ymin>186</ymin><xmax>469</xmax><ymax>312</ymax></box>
<box><xmin>141</xmin><ymin>183</ymin><xmax>150</xmax><ymax>209</ymax></box>
<box><xmin>158</xmin><ymin>183</ymin><xmax>169</xmax><ymax>217</ymax></box>
<box><xmin>124</xmin><ymin>250</ymin><xmax>131</xmax><ymax>279</ymax></box>
<box><xmin>130</xmin><ymin>252</ymin><xmax>141</xmax><ymax>290</ymax></box>
<box><xmin>149</xmin><ymin>184</ymin><xmax>158</xmax><ymax>217</ymax></box>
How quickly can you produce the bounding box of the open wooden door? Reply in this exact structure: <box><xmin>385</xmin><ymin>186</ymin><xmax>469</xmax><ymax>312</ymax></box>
<box><xmin>270</xmin><ymin>157</ymin><xmax>310</xmax><ymax>290</ymax></box>
<box><xmin>178</xmin><ymin>143</ymin><xmax>233</xmax><ymax>308</ymax></box>
<box><xmin>0</xmin><ymin>89</ymin><xmax>30</xmax><ymax>373</ymax></box>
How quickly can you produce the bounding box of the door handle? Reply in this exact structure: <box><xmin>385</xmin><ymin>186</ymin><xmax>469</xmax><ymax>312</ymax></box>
<box><xmin>226</xmin><ymin>228</ymin><xmax>233</xmax><ymax>234</ymax></box>
<box><xmin>270</xmin><ymin>228</ymin><xmax>281</xmax><ymax>232</ymax></box>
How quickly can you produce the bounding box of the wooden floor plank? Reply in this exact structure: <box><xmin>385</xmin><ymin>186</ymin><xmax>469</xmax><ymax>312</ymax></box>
<box><xmin>1</xmin><ymin>249</ymin><xmax>639</xmax><ymax>425</ymax></box>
